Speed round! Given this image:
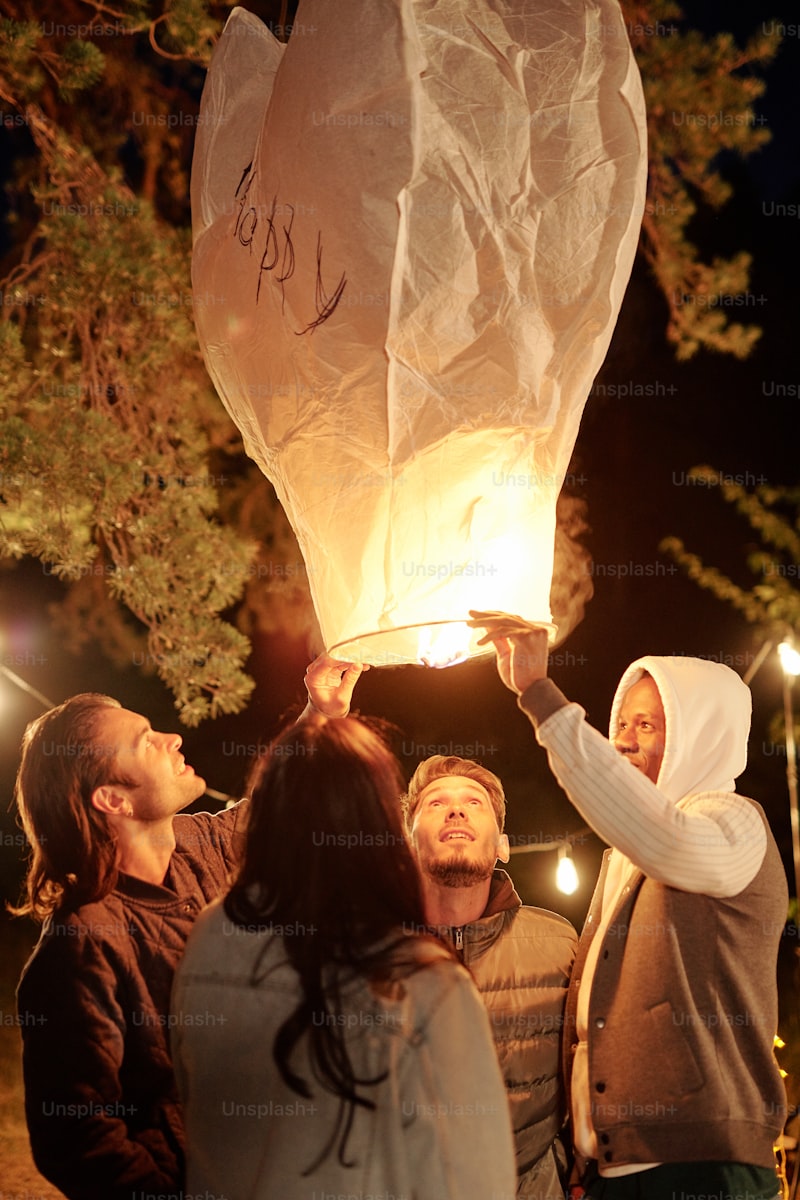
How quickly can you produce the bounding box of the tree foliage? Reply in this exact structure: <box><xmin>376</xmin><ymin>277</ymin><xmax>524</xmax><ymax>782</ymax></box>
<box><xmin>660</xmin><ymin>467</ymin><xmax>800</xmax><ymax>641</ymax></box>
<box><xmin>660</xmin><ymin>467</ymin><xmax>800</xmax><ymax>754</ymax></box>
<box><xmin>0</xmin><ymin>1</ymin><xmax>271</xmax><ymax>723</ymax></box>
<box><xmin>621</xmin><ymin>0</ymin><xmax>780</xmax><ymax>359</ymax></box>
<box><xmin>0</xmin><ymin>104</ymin><xmax>259</xmax><ymax>724</ymax></box>
<box><xmin>0</xmin><ymin>0</ymin><xmax>784</xmax><ymax>720</ymax></box>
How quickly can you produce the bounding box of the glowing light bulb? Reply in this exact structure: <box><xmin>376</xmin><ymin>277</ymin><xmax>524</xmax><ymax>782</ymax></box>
<box><xmin>778</xmin><ymin>640</ymin><xmax>800</xmax><ymax>679</ymax></box>
<box><xmin>556</xmin><ymin>846</ymin><xmax>579</xmax><ymax>896</ymax></box>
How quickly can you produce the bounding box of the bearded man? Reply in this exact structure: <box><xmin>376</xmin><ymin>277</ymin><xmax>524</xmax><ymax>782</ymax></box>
<box><xmin>403</xmin><ymin>755</ymin><xmax>577</xmax><ymax>1200</ymax></box>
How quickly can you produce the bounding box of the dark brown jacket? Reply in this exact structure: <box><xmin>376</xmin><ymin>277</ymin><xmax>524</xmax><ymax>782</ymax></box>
<box><xmin>17</xmin><ymin>803</ymin><xmax>245</xmax><ymax>1200</ymax></box>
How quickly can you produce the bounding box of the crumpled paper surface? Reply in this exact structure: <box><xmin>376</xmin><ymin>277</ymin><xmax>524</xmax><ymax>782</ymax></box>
<box><xmin>191</xmin><ymin>0</ymin><xmax>646</xmax><ymax>665</ymax></box>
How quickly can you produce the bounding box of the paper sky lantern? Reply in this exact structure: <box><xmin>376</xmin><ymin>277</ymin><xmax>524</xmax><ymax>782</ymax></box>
<box><xmin>191</xmin><ymin>1</ymin><xmax>647</xmax><ymax>666</ymax></box>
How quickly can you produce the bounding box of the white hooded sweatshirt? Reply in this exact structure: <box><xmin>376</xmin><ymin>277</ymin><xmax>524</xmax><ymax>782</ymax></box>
<box><xmin>525</xmin><ymin>655</ymin><xmax>767</xmax><ymax>898</ymax></box>
<box><xmin>519</xmin><ymin>655</ymin><xmax>783</xmax><ymax>1173</ymax></box>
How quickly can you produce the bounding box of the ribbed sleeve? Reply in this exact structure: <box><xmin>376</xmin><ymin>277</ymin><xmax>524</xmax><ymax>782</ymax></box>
<box><xmin>518</xmin><ymin>684</ymin><xmax>766</xmax><ymax>898</ymax></box>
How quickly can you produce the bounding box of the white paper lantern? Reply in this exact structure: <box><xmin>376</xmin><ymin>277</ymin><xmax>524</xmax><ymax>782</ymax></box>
<box><xmin>191</xmin><ymin>1</ymin><xmax>646</xmax><ymax>666</ymax></box>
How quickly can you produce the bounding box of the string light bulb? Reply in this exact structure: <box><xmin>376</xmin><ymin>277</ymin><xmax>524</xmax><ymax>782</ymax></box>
<box><xmin>778</xmin><ymin>639</ymin><xmax>800</xmax><ymax>679</ymax></box>
<box><xmin>556</xmin><ymin>844</ymin><xmax>579</xmax><ymax>896</ymax></box>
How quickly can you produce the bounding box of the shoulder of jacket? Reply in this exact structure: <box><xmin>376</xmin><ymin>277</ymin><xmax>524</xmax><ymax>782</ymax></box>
<box><xmin>513</xmin><ymin>904</ymin><xmax>578</xmax><ymax>940</ymax></box>
<box><xmin>19</xmin><ymin>898</ymin><xmax>130</xmax><ymax>993</ymax></box>
<box><xmin>402</xmin><ymin>956</ymin><xmax>483</xmax><ymax>1030</ymax></box>
<box><xmin>51</xmin><ymin>894</ymin><xmax>126</xmax><ymax>937</ymax></box>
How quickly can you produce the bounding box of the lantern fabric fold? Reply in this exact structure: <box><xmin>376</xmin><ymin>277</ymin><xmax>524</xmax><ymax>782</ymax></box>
<box><xmin>191</xmin><ymin>0</ymin><xmax>647</xmax><ymax>666</ymax></box>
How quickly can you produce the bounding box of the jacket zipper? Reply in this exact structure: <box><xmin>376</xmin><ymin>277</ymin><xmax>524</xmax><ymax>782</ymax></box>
<box><xmin>454</xmin><ymin>926</ymin><xmax>464</xmax><ymax>956</ymax></box>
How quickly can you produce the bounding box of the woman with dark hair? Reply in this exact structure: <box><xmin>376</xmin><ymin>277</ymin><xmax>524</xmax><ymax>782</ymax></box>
<box><xmin>171</xmin><ymin>714</ymin><xmax>516</xmax><ymax>1199</ymax></box>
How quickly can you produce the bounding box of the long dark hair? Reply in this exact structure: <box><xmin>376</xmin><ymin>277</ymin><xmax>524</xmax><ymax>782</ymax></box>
<box><xmin>10</xmin><ymin>694</ymin><xmax>131</xmax><ymax>921</ymax></box>
<box><xmin>224</xmin><ymin>714</ymin><xmax>450</xmax><ymax>1170</ymax></box>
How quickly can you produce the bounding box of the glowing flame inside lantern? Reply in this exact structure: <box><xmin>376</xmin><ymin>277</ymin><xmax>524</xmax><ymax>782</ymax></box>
<box><xmin>329</xmin><ymin>614</ymin><xmax>558</xmax><ymax>669</ymax></box>
<box><xmin>417</xmin><ymin>623</ymin><xmax>472</xmax><ymax>669</ymax></box>
<box><xmin>190</xmin><ymin>3</ymin><xmax>647</xmax><ymax>667</ymax></box>
<box><xmin>329</xmin><ymin>621</ymin><xmax>481</xmax><ymax>670</ymax></box>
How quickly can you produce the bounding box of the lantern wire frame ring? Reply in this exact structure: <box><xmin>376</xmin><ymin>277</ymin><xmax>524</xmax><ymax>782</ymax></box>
<box><xmin>329</xmin><ymin>618</ymin><xmax>558</xmax><ymax>670</ymax></box>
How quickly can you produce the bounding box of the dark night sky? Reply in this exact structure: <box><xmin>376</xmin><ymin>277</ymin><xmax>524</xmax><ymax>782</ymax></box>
<box><xmin>1</xmin><ymin>0</ymin><xmax>798</xmax><ymax>948</ymax></box>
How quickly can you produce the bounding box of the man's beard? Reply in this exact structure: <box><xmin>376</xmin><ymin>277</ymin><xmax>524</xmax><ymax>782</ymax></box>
<box><xmin>426</xmin><ymin>850</ymin><xmax>496</xmax><ymax>889</ymax></box>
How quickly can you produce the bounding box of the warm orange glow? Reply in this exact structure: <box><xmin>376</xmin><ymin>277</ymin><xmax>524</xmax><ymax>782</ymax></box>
<box><xmin>556</xmin><ymin>847</ymin><xmax>579</xmax><ymax>895</ymax></box>
<box><xmin>417</xmin><ymin>623</ymin><xmax>472</xmax><ymax>669</ymax></box>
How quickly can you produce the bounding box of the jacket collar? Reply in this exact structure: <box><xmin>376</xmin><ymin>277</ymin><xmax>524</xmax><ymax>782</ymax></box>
<box><xmin>481</xmin><ymin>867</ymin><xmax>522</xmax><ymax>919</ymax></box>
<box><xmin>431</xmin><ymin>868</ymin><xmax>521</xmax><ymax>954</ymax></box>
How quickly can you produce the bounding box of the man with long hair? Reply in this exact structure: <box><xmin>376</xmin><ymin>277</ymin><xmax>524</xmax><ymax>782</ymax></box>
<box><xmin>172</xmin><ymin>715</ymin><xmax>517</xmax><ymax>1199</ymax></box>
<box><xmin>13</xmin><ymin>660</ymin><xmax>361</xmax><ymax>1200</ymax></box>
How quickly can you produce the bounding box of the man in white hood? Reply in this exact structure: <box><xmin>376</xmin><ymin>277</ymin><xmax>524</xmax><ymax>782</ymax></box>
<box><xmin>477</xmin><ymin>620</ymin><xmax>787</xmax><ymax>1200</ymax></box>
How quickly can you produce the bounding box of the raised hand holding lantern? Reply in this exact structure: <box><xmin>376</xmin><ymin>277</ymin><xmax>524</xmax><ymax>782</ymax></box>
<box><xmin>191</xmin><ymin>1</ymin><xmax>647</xmax><ymax>666</ymax></box>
